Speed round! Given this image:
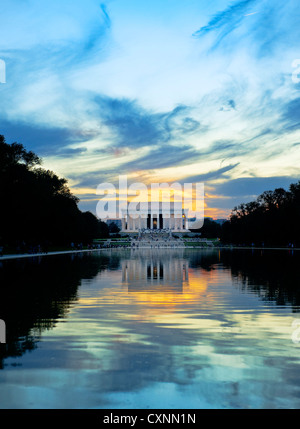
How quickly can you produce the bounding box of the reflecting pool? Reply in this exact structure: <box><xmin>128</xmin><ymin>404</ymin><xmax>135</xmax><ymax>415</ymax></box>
<box><xmin>0</xmin><ymin>248</ymin><xmax>300</xmax><ymax>409</ymax></box>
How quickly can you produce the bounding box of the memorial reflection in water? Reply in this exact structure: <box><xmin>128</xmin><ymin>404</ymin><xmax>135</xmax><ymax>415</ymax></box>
<box><xmin>122</xmin><ymin>249</ymin><xmax>189</xmax><ymax>293</ymax></box>
<box><xmin>1</xmin><ymin>249</ymin><xmax>300</xmax><ymax>409</ymax></box>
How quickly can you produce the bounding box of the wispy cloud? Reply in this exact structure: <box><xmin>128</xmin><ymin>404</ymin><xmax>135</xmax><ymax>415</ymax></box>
<box><xmin>119</xmin><ymin>144</ymin><xmax>201</xmax><ymax>171</ymax></box>
<box><xmin>0</xmin><ymin>119</ymin><xmax>96</xmax><ymax>156</ymax></box>
<box><xmin>281</xmin><ymin>97</ymin><xmax>300</xmax><ymax>130</ymax></box>
<box><xmin>1</xmin><ymin>0</ymin><xmax>300</xmax><ymax>219</ymax></box>
<box><xmin>193</xmin><ymin>0</ymin><xmax>258</xmax><ymax>39</ymax></box>
<box><xmin>95</xmin><ymin>96</ymin><xmax>201</xmax><ymax>149</ymax></box>
<box><xmin>244</xmin><ymin>11</ymin><xmax>259</xmax><ymax>16</ymax></box>
<box><xmin>183</xmin><ymin>164</ymin><xmax>240</xmax><ymax>184</ymax></box>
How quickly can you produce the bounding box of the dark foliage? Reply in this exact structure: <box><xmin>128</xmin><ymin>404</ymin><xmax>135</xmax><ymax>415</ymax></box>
<box><xmin>108</xmin><ymin>221</ymin><xmax>121</xmax><ymax>233</ymax></box>
<box><xmin>220</xmin><ymin>183</ymin><xmax>300</xmax><ymax>246</ymax></box>
<box><xmin>0</xmin><ymin>135</ymin><xmax>109</xmax><ymax>248</ymax></box>
<box><xmin>190</xmin><ymin>217</ymin><xmax>222</xmax><ymax>238</ymax></box>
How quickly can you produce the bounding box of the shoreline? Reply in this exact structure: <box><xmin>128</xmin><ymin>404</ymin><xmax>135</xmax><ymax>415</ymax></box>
<box><xmin>186</xmin><ymin>246</ymin><xmax>300</xmax><ymax>250</ymax></box>
<box><xmin>0</xmin><ymin>248</ymin><xmax>114</xmax><ymax>261</ymax></box>
<box><xmin>0</xmin><ymin>245</ymin><xmax>299</xmax><ymax>261</ymax></box>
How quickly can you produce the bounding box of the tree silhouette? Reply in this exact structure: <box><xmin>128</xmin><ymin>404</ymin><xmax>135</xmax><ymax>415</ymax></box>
<box><xmin>0</xmin><ymin>135</ymin><xmax>108</xmax><ymax>249</ymax></box>
<box><xmin>221</xmin><ymin>182</ymin><xmax>300</xmax><ymax>246</ymax></box>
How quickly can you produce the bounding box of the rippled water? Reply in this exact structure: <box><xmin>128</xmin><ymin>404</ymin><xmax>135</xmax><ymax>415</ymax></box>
<box><xmin>0</xmin><ymin>248</ymin><xmax>300</xmax><ymax>409</ymax></box>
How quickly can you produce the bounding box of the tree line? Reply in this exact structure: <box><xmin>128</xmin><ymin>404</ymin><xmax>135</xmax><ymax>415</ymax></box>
<box><xmin>222</xmin><ymin>181</ymin><xmax>300</xmax><ymax>247</ymax></box>
<box><xmin>1</xmin><ymin>134</ymin><xmax>299</xmax><ymax>249</ymax></box>
<box><xmin>0</xmin><ymin>135</ymin><xmax>109</xmax><ymax>251</ymax></box>
<box><xmin>220</xmin><ymin>182</ymin><xmax>300</xmax><ymax>246</ymax></box>
<box><xmin>190</xmin><ymin>183</ymin><xmax>300</xmax><ymax>247</ymax></box>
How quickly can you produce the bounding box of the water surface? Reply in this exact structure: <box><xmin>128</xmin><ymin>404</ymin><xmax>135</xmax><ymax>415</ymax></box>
<box><xmin>0</xmin><ymin>248</ymin><xmax>300</xmax><ymax>409</ymax></box>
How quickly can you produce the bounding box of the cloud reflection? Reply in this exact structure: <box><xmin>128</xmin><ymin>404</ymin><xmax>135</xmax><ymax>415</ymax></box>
<box><xmin>1</xmin><ymin>249</ymin><xmax>300</xmax><ymax>408</ymax></box>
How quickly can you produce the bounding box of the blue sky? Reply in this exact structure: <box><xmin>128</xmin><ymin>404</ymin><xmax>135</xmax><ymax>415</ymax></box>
<box><xmin>0</xmin><ymin>0</ymin><xmax>300</xmax><ymax>218</ymax></box>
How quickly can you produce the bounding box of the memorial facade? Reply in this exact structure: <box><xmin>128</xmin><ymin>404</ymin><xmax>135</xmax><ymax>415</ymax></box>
<box><xmin>120</xmin><ymin>202</ymin><xmax>189</xmax><ymax>233</ymax></box>
<box><xmin>122</xmin><ymin>249</ymin><xmax>189</xmax><ymax>291</ymax></box>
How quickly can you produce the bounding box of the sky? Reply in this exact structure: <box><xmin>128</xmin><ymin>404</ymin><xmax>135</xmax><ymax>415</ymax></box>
<box><xmin>0</xmin><ymin>0</ymin><xmax>300</xmax><ymax>219</ymax></box>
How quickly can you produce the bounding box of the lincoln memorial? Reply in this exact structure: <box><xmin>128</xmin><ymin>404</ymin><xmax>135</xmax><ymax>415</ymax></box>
<box><xmin>122</xmin><ymin>248</ymin><xmax>189</xmax><ymax>292</ymax></box>
<box><xmin>120</xmin><ymin>202</ymin><xmax>189</xmax><ymax>233</ymax></box>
